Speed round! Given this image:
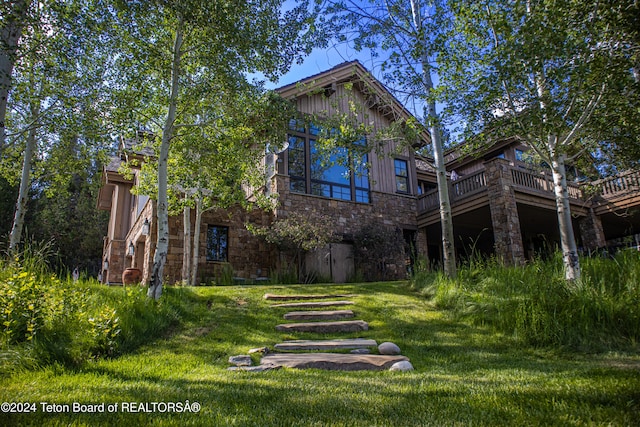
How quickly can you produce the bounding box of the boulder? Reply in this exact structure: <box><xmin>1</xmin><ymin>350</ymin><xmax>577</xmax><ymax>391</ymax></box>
<box><xmin>378</xmin><ymin>342</ymin><xmax>401</xmax><ymax>355</ymax></box>
<box><xmin>389</xmin><ymin>361</ymin><xmax>414</xmax><ymax>372</ymax></box>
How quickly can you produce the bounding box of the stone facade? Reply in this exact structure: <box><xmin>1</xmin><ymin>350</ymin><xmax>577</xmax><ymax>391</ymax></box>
<box><xmin>484</xmin><ymin>158</ymin><xmax>525</xmax><ymax>265</ymax></box>
<box><xmin>579</xmin><ymin>208</ymin><xmax>606</xmax><ymax>252</ymax></box>
<box><xmin>274</xmin><ymin>174</ymin><xmax>426</xmax><ymax>280</ymax></box>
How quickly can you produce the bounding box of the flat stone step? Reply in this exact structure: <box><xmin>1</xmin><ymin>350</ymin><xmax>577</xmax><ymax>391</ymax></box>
<box><xmin>275</xmin><ymin>320</ymin><xmax>368</xmax><ymax>333</ymax></box>
<box><xmin>271</xmin><ymin>301</ymin><xmax>354</xmax><ymax>309</ymax></box>
<box><xmin>264</xmin><ymin>293</ymin><xmax>355</xmax><ymax>301</ymax></box>
<box><xmin>274</xmin><ymin>338</ymin><xmax>378</xmax><ymax>352</ymax></box>
<box><xmin>284</xmin><ymin>310</ymin><xmax>354</xmax><ymax>321</ymax></box>
<box><xmin>260</xmin><ymin>353</ymin><xmax>409</xmax><ymax>371</ymax></box>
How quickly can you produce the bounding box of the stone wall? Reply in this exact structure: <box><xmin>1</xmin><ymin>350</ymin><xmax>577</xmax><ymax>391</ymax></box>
<box><xmin>161</xmin><ymin>205</ymin><xmax>276</xmax><ymax>284</ymax></box>
<box><xmin>274</xmin><ymin>174</ymin><xmax>423</xmax><ymax>280</ymax></box>
<box><xmin>484</xmin><ymin>158</ymin><xmax>525</xmax><ymax>265</ymax></box>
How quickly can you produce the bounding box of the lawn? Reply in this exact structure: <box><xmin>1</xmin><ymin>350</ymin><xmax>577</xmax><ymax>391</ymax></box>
<box><xmin>1</xmin><ymin>282</ymin><xmax>639</xmax><ymax>426</ymax></box>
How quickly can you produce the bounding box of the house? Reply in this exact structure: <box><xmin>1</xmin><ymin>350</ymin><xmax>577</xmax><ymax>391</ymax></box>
<box><xmin>416</xmin><ymin>137</ymin><xmax>640</xmax><ymax>264</ymax></box>
<box><xmin>97</xmin><ymin>61</ymin><xmax>428</xmax><ymax>285</ymax></box>
<box><xmin>97</xmin><ymin>61</ymin><xmax>640</xmax><ymax>285</ymax></box>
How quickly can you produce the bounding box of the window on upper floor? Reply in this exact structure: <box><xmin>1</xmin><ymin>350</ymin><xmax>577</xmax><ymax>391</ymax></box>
<box><xmin>287</xmin><ymin>119</ymin><xmax>370</xmax><ymax>203</ymax></box>
<box><xmin>394</xmin><ymin>158</ymin><xmax>410</xmax><ymax>193</ymax></box>
<box><xmin>206</xmin><ymin>225</ymin><xmax>228</xmax><ymax>262</ymax></box>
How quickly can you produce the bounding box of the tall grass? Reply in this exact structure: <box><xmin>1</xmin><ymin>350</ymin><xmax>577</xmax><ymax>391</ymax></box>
<box><xmin>411</xmin><ymin>251</ymin><xmax>640</xmax><ymax>350</ymax></box>
<box><xmin>0</xmin><ymin>244</ymin><xmax>200</xmax><ymax>374</ymax></box>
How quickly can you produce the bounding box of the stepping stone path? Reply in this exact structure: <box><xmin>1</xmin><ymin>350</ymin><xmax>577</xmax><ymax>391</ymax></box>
<box><xmin>270</xmin><ymin>300</ymin><xmax>354</xmax><ymax>308</ymax></box>
<box><xmin>274</xmin><ymin>338</ymin><xmax>377</xmax><ymax>351</ymax></box>
<box><xmin>284</xmin><ymin>310</ymin><xmax>354</xmax><ymax>321</ymax></box>
<box><xmin>226</xmin><ymin>293</ymin><xmax>413</xmax><ymax>372</ymax></box>
<box><xmin>264</xmin><ymin>293</ymin><xmax>355</xmax><ymax>301</ymax></box>
<box><xmin>275</xmin><ymin>320</ymin><xmax>368</xmax><ymax>333</ymax></box>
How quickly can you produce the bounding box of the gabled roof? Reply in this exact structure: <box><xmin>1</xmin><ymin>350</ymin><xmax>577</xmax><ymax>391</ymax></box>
<box><xmin>276</xmin><ymin>61</ymin><xmax>430</xmax><ymax>146</ymax></box>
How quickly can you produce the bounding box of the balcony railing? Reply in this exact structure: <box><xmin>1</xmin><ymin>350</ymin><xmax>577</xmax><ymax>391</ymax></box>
<box><xmin>591</xmin><ymin>170</ymin><xmax>640</xmax><ymax>199</ymax></box>
<box><xmin>511</xmin><ymin>168</ymin><xmax>582</xmax><ymax>199</ymax></box>
<box><xmin>417</xmin><ymin>165</ymin><xmax>583</xmax><ymax>215</ymax></box>
<box><xmin>417</xmin><ymin>170</ymin><xmax>487</xmax><ymax>213</ymax></box>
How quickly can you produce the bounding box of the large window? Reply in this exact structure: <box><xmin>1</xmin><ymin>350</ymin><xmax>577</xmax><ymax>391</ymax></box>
<box><xmin>287</xmin><ymin>119</ymin><xmax>370</xmax><ymax>203</ymax></box>
<box><xmin>206</xmin><ymin>226</ymin><xmax>228</xmax><ymax>262</ymax></box>
<box><xmin>395</xmin><ymin>159</ymin><xmax>410</xmax><ymax>193</ymax></box>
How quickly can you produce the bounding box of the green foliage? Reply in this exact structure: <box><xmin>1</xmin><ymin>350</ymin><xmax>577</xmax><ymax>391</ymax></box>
<box><xmin>1</xmin><ymin>282</ymin><xmax>639</xmax><ymax>426</ymax></box>
<box><xmin>413</xmin><ymin>252</ymin><xmax>640</xmax><ymax>350</ymax></box>
<box><xmin>0</xmin><ymin>247</ymin><xmax>193</xmax><ymax>372</ymax></box>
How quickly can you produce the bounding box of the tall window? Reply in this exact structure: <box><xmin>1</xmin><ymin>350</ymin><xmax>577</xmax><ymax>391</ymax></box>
<box><xmin>287</xmin><ymin>119</ymin><xmax>370</xmax><ymax>203</ymax></box>
<box><xmin>206</xmin><ymin>226</ymin><xmax>228</xmax><ymax>262</ymax></box>
<box><xmin>395</xmin><ymin>159</ymin><xmax>410</xmax><ymax>193</ymax></box>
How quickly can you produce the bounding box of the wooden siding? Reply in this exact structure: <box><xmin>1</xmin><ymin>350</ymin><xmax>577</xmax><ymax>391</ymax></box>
<box><xmin>291</xmin><ymin>83</ymin><xmax>418</xmax><ymax>196</ymax></box>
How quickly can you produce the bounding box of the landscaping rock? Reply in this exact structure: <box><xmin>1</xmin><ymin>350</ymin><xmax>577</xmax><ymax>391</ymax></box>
<box><xmin>228</xmin><ymin>355</ymin><xmax>252</xmax><ymax>366</ymax></box>
<box><xmin>378</xmin><ymin>342</ymin><xmax>401</xmax><ymax>355</ymax></box>
<box><xmin>350</xmin><ymin>348</ymin><xmax>371</xmax><ymax>354</ymax></box>
<box><xmin>284</xmin><ymin>310</ymin><xmax>355</xmax><ymax>321</ymax></box>
<box><xmin>275</xmin><ymin>320</ymin><xmax>368</xmax><ymax>333</ymax></box>
<box><xmin>248</xmin><ymin>347</ymin><xmax>270</xmax><ymax>354</ymax></box>
<box><xmin>260</xmin><ymin>353</ymin><xmax>409</xmax><ymax>371</ymax></box>
<box><xmin>274</xmin><ymin>339</ymin><xmax>377</xmax><ymax>352</ymax></box>
<box><xmin>389</xmin><ymin>361</ymin><xmax>414</xmax><ymax>372</ymax></box>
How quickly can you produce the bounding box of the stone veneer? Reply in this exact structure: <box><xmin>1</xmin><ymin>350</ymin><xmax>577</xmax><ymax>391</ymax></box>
<box><xmin>484</xmin><ymin>158</ymin><xmax>525</xmax><ymax>265</ymax></box>
<box><xmin>274</xmin><ymin>175</ymin><xmax>426</xmax><ymax>280</ymax></box>
<box><xmin>579</xmin><ymin>208</ymin><xmax>606</xmax><ymax>251</ymax></box>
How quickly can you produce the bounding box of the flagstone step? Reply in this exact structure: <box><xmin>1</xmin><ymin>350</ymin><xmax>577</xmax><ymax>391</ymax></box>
<box><xmin>274</xmin><ymin>338</ymin><xmax>378</xmax><ymax>352</ymax></box>
<box><xmin>283</xmin><ymin>310</ymin><xmax>354</xmax><ymax>321</ymax></box>
<box><xmin>260</xmin><ymin>353</ymin><xmax>409</xmax><ymax>371</ymax></box>
<box><xmin>271</xmin><ymin>301</ymin><xmax>354</xmax><ymax>309</ymax></box>
<box><xmin>264</xmin><ymin>293</ymin><xmax>355</xmax><ymax>301</ymax></box>
<box><xmin>275</xmin><ymin>320</ymin><xmax>368</xmax><ymax>333</ymax></box>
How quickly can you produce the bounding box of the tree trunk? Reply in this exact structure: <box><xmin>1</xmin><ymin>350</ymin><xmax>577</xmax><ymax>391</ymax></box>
<box><xmin>0</xmin><ymin>0</ymin><xmax>30</xmax><ymax>153</ymax></box>
<box><xmin>410</xmin><ymin>0</ymin><xmax>456</xmax><ymax>278</ymax></box>
<box><xmin>190</xmin><ymin>198</ymin><xmax>203</xmax><ymax>286</ymax></box>
<box><xmin>550</xmin><ymin>148</ymin><xmax>581</xmax><ymax>280</ymax></box>
<box><xmin>8</xmin><ymin>112</ymin><xmax>37</xmax><ymax>251</ymax></box>
<box><xmin>181</xmin><ymin>202</ymin><xmax>191</xmax><ymax>285</ymax></box>
<box><xmin>148</xmin><ymin>16</ymin><xmax>184</xmax><ymax>300</ymax></box>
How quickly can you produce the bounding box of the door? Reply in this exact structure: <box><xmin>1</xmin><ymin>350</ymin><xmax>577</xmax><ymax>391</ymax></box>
<box><xmin>305</xmin><ymin>243</ymin><xmax>354</xmax><ymax>283</ymax></box>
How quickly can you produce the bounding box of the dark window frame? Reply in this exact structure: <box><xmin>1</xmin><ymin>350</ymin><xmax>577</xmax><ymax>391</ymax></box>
<box><xmin>206</xmin><ymin>225</ymin><xmax>229</xmax><ymax>262</ymax></box>
<box><xmin>394</xmin><ymin>158</ymin><xmax>410</xmax><ymax>194</ymax></box>
<box><xmin>286</xmin><ymin>120</ymin><xmax>370</xmax><ymax>204</ymax></box>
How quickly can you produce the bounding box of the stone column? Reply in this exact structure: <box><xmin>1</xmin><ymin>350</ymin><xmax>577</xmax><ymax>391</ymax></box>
<box><xmin>483</xmin><ymin>158</ymin><xmax>525</xmax><ymax>265</ymax></box>
<box><xmin>579</xmin><ymin>208</ymin><xmax>606</xmax><ymax>252</ymax></box>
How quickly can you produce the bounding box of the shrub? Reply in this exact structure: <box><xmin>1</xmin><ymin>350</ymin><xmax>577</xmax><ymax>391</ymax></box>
<box><xmin>1</xmin><ymin>247</ymin><xmax>195</xmax><ymax>373</ymax></box>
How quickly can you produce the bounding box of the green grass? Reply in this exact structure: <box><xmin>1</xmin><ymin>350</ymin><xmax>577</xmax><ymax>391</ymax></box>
<box><xmin>1</xmin><ymin>282</ymin><xmax>639</xmax><ymax>426</ymax></box>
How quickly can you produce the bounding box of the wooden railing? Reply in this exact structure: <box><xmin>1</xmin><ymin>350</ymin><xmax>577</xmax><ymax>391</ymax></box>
<box><xmin>592</xmin><ymin>170</ymin><xmax>640</xmax><ymax>199</ymax></box>
<box><xmin>511</xmin><ymin>168</ymin><xmax>582</xmax><ymax>199</ymax></box>
<box><xmin>417</xmin><ymin>170</ymin><xmax>487</xmax><ymax>213</ymax></box>
<box><xmin>417</xmin><ymin>166</ymin><xmax>584</xmax><ymax>214</ymax></box>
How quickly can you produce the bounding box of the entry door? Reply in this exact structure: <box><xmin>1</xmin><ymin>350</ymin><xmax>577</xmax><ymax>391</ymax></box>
<box><xmin>305</xmin><ymin>243</ymin><xmax>354</xmax><ymax>283</ymax></box>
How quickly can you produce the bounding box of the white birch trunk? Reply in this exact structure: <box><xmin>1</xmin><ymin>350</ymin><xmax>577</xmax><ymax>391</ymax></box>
<box><xmin>148</xmin><ymin>16</ymin><xmax>184</xmax><ymax>300</ymax></box>
<box><xmin>0</xmin><ymin>0</ymin><xmax>30</xmax><ymax>153</ymax></box>
<box><xmin>190</xmin><ymin>198</ymin><xmax>203</xmax><ymax>286</ymax></box>
<box><xmin>8</xmin><ymin>114</ymin><xmax>37</xmax><ymax>251</ymax></box>
<box><xmin>550</xmin><ymin>149</ymin><xmax>581</xmax><ymax>280</ymax></box>
<box><xmin>410</xmin><ymin>0</ymin><xmax>456</xmax><ymax>278</ymax></box>
<box><xmin>181</xmin><ymin>203</ymin><xmax>191</xmax><ymax>285</ymax></box>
